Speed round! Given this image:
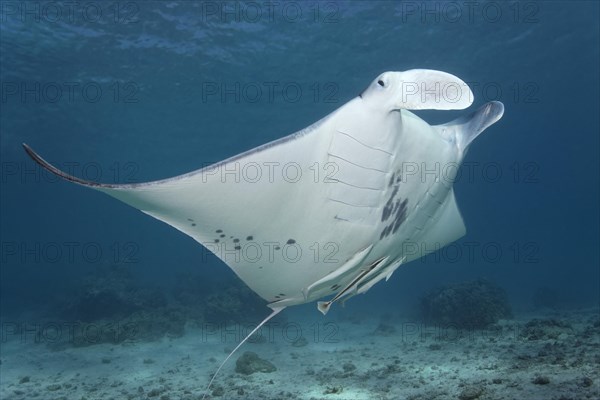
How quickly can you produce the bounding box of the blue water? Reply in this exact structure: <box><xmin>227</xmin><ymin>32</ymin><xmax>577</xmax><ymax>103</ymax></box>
<box><xmin>1</xmin><ymin>0</ymin><xmax>598</xmax><ymax>333</ymax></box>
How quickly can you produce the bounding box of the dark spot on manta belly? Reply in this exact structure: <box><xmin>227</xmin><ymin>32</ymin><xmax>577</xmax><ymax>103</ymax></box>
<box><xmin>235</xmin><ymin>245</ymin><xmax>241</xmax><ymax>250</ymax></box>
<box><xmin>216</xmin><ymin>229</ymin><xmax>223</xmax><ymax>233</ymax></box>
<box><xmin>220</xmin><ymin>234</ymin><xmax>225</xmax><ymax>238</ymax></box>
<box><xmin>287</xmin><ymin>239</ymin><xmax>296</xmax><ymax>245</ymax></box>
<box><xmin>233</xmin><ymin>238</ymin><xmax>239</xmax><ymax>243</ymax></box>
<box><xmin>191</xmin><ymin>223</ymin><xmax>196</xmax><ymax>226</ymax></box>
<box><xmin>382</xmin><ymin>201</ymin><xmax>393</xmax><ymax>222</ymax></box>
<box><xmin>380</xmin><ymin>224</ymin><xmax>395</xmax><ymax>240</ymax></box>
<box><xmin>214</xmin><ymin>239</ymin><xmax>219</xmax><ymax>243</ymax></box>
<box><xmin>246</xmin><ymin>236</ymin><xmax>253</xmax><ymax>241</ymax></box>
<box><xmin>391</xmin><ymin>199</ymin><xmax>409</xmax><ymax>234</ymax></box>
<box><xmin>381</xmin><ymin>186</ymin><xmax>399</xmax><ymax>222</ymax></box>
<box><xmin>380</xmin><ymin>198</ymin><xmax>409</xmax><ymax>239</ymax></box>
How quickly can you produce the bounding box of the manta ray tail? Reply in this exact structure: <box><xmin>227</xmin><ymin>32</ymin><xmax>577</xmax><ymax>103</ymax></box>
<box><xmin>201</xmin><ymin>306</ymin><xmax>286</xmax><ymax>400</ymax></box>
<box><xmin>439</xmin><ymin>101</ymin><xmax>505</xmax><ymax>155</ymax></box>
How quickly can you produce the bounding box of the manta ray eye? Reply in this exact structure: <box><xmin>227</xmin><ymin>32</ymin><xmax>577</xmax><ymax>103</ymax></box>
<box><xmin>377</xmin><ymin>79</ymin><xmax>385</xmax><ymax>87</ymax></box>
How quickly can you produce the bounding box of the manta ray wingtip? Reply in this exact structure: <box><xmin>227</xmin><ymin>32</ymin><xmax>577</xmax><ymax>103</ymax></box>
<box><xmin>22</xmin><ymin>142</ymin><xmax>36</xmax><ymax>158</ymax></box>
<box><xmin>22</xmin><ymin>143</ymin><xmax>116</xmax><ymax>188</ymax></box>
<box><xmin>22</xmin><ymin>143</ymin><xmax>54</xmax><ymax>173</ymax></box>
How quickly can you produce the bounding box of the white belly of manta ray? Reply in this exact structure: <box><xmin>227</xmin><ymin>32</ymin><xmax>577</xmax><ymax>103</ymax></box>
<box><xmin>24</xmin><ymin>69</ymin><xmax>504</xmax><ymax>395</ymax></box>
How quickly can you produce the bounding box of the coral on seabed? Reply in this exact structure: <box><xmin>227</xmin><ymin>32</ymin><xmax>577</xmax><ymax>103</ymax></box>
<box><xmin>519</xmin><ymin>318</ymin><xmax>574</xmax><ymax>341</ymax></box>
<box><xmin>50</xmin><ymin>266</ymin><xmax>268</xmax><ymax>347</ymax></box>
<box><xmin>54</xmin><ymin>265</ymin><xmax>186</xmax><ymax>347</ymax></box>
<box><xmin>419</xmin><ymin>279</ymin><xmax>512</xmax><ymax>329</ymax></box>
<box><xmin>63</xmin><ymin>265</ymin><xmax>166</xmax><ymax>322</ymax></box>
<box><xmin>172</xmin><ymin>271</ymin><xmax>266</xmax><ymax>323</ymax></box>
<box><xmin>235</xmin><ymin>351</ymin><xmax>277</xmax><ymax>375</ymax></box>
<box><xmin>204</xmin><ymin>281</ymin><xmax>265</xmax><ymax>324</ymax></box>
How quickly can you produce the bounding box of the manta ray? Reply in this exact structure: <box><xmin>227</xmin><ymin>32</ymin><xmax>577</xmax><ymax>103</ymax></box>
<box><xmin>24</xmin><ymin>69</ymin><xmax>503</xmax><ymax>392</ymax></box>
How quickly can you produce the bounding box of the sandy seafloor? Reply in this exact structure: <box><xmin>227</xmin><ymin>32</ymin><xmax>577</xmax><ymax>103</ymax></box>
<box><xmin>1</xmin><ymin>309</ymin><xmax>598</xmax><ymax>400</ymax></box>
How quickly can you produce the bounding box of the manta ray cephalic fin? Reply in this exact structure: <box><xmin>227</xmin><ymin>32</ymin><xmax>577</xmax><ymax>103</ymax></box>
<box><xmin>437</xmin><ymin>100</ymin><xmax>505</xmax><ymax>155</ymax></box>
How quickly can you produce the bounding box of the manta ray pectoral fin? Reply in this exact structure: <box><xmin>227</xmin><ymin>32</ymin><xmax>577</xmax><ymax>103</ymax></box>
<box><xmin>22</xmin><ymin>142</ymin><xmax>153</xmax><ymax>206</ymax></box>
<box><xmin>22</xmin><ymin>143</ymin><xmax>176</xmax><ymax>219</ymax></box>
<box><xmin>23</xmin><ymin>143</ymin><xmax>113</xmax><ymax>188</ymax></box>
<box><xmin>438</xmin><ymin>101</ymin><xmax>505</xmax><ymax>155</ymax></box>
<box><xmin>416</xmin><ymin>189</ymin><xmax>466</xmax><ymax>259</ymax></box>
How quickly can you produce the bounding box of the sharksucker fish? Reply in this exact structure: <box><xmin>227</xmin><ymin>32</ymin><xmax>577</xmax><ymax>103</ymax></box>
<box><xmin>23</xmin><ymin>69</ymin><xmax>504</xmax><ymax>395</ymax></box>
